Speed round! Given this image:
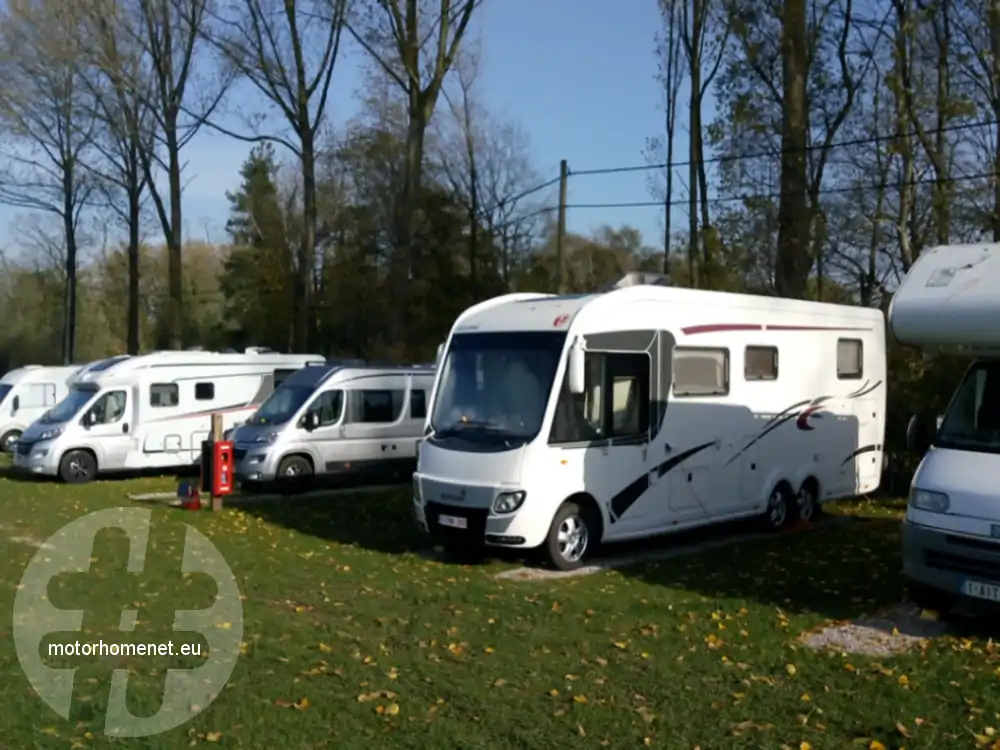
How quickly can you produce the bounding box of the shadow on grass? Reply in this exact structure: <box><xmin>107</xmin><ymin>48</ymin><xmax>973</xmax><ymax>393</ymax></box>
<box><xmin>0</xmin><ymin>463</ymin><xmax>201</xmax><ymax>484</ymax></box>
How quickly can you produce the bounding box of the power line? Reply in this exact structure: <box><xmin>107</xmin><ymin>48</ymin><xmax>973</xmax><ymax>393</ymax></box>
<box><xmin>560</xmin><ymin>166</ymin><xmax>998</xmax><ymax>210</ymax></box>
<box><xmin>568</xmin><ymin>118</ymin><xmax>1000</xmax><ymax>177</ymax></box>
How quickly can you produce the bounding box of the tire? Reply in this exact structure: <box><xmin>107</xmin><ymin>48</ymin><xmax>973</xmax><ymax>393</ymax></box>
<box><xmin>908</xmin><ymin>581</ymin><xmax>955</xmax><ymax>614</ymax></box>
<box><xmin>795</xmin><ymin>481</ymin><xmax>822</xmax><ymax>523</ymax></box>
<box><xmin>0</xmin><ymin>430</ymin><xmax>21</xmax><ymax>454</ymax></box>
<box><xmin>59</xmin><ymin>450</ymin><xmax>97</xmax><ymax>484</ymax></box>
<box><xmin>542</xmin><ymin>501</ymin><xmax>594</xmax><ymax>571</ymax></box>
<box><xmin>762</xmin><ymin>484</ymin><xmax>793</xmax><ymax>530</ymax></box>
<box><xmin>275</xmin><ymin>455</ymin><xmax>313</xmax><ymax>493</ymax></box>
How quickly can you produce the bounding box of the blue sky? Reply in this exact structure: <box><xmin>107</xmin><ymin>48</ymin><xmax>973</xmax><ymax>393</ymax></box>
<box><xmin>0</xmin><ymin>0</ymin><xmax>713</xmax><ymax>256</ymax></box>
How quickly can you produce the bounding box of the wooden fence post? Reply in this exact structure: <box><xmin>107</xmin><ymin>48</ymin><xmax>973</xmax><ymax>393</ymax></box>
<box><xmin>210</xmin><ymin>413</ymin><xmax>223</xmax><ymax>512</ymax></box>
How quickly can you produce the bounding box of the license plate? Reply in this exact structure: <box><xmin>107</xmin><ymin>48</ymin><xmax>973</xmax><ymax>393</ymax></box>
<box><xmin>962</xmin><ymin>580</ymin><xmax>1000</xmax><ymax>602</ymax></box>
<box><xmin>438</xmin><ymin>514</ymin><xmax>467</xmax><ymax>530</ymax></box>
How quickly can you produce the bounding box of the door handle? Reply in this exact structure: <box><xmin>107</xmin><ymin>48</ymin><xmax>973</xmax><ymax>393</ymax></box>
<box><xmin>381</xmin><ymin>444</ymin><xmax>387</xmax><ymax>452</ymax></box>
<box><xmin>122</xmin><ymin>423</ymin><xmax>129</xmax><ymax>433</ymax></box>
<box><xmin>664</xmin><ymin>443</ymin><xmax>672</xmax><ymax>453</ymax></box>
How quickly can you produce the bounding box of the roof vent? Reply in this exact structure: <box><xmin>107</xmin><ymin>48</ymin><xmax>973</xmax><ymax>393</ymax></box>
<box><xmin>600</xmin><ymin>272</ymin><xmax>671</xmax><ymax>292</ymax></box>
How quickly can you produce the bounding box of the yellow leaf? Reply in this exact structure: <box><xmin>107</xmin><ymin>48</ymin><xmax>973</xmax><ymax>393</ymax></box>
<box><xmin>898</xmin><ymin>675</ymin><xmax>909</xmax><ymax>687</ymax></box>
<box><xmin>613</xmin><ymin>641</ymin><xmax>628</xmax><ymax>650</ymax></box>
<box><xmin>484</xmin><ymin>647</ymin><xmax>495</xmax><ymax>654</ymax></box>
<box><xmin>801</xmin><ymin>693</ymin><xmax>811</xmax><ymax>702</ymax></box>
<box><xmin>801</xmin><ymin>743</ymin><xmax>813</xmax><ymax>750</ymax></box>
<box><xmin>549</xmin><ymin>689</ymin><xmax>560</xmax><ymax>697</ymax></box>
<box><xmin>385</xmin><ymin>703</ymin><xmax>399</xmax><ymax>716</ymax></box>
<box><xmin>293</xmin><ymin>698</ymin><xmax>309</xmax><ymax>710</ymax></box>
<box><xmin>205</xmin><ymin>732</ymin><xmax>222</xmax><ymax>742</ymax></box>
<box><xmin>318</xmin><ymin>643</ymin><xmax>332</xmax><ymax>653</ymax></box>
<box><xmin>644</xmin><ymin>739</ymin><xmax>653</xmax><ymax>746</ymax></box>
<box><xmin>573</xmin><ymin>695</ymin><xmax>588</xmax><ymax>704</ymax></box>
<box><xmin>896</xmin><ymin>722</ymin><xmax>911</xmax><ymax>738</ymax></box>
<box><xmin>492</xmin><ymin>679</ymin><xmax>506</xmax><ymax>687</ymax></box>
<box><xmin>869</xmin><ymin>742</ymin><xmax>886</xmax><ymax>750</ymax></box>
<box><xmin>786</xmin><ymin>664</ymin><xmax>797</xmax><ymax>676</ymax></box>
<box><xmin>218</xmin><ymin>622</ymin><xmax>232</xmax><ymax>630</ymax></box>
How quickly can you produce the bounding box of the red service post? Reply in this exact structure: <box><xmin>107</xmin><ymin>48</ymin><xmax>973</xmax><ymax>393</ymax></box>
<box><xmin>212</xmin><ymin>440</ymin><xmax>235</xmax><ymax>496</ymax></box>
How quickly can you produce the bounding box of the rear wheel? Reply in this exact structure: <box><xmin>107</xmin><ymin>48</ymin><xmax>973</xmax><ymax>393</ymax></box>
<box><xmin>542</xmin><ymin>501</ymin><xmax>594</xmax><ymax>571</ymax></box>
<box><xmin>908</xmin><ymin>581</ymin><xmax>955</xmax><ymax>614</ymax></box>
<box><xmin>795</xmin><ymin>481</ymin><xmax>822</xmax><ymax>522</ymax></box>
<box><xmin>763</xmin><ymin>485</ymin><xmax>793</xmax><ymax>530</ymax></box>
<box><xmin>0</xmin><ymin>430</ymin><xmax>21</xmax><ymax>453</ymax></box>
<box><xmin>59</xmin><ymin>450</ymin><xmax>97</xmax><ymax>484</ymax></box>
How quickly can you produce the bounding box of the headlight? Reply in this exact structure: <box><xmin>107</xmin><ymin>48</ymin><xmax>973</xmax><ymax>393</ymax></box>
<box><xmin>38</xmin><ymin>427</ymin><xmax>63</xmax><ymax>441</ymax></box>
<box><xmin>493</xmin><ymin>490</ymin><xmax>526</xmax><ymax>514</ymax></box>
<box><xmin>254</xmin><ymin>431</ymin><xmax>278</xmax><ymax>445</ymax></box>
<box><xmin>909</xmin><ymin>487</ymin><xmax>949</xmax><ymax>514</ymax></box>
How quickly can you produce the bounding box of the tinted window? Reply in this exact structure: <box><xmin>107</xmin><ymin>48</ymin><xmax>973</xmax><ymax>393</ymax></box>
<box><xmin>305</xmin><ymin>390</ymin><xmax>344</xmax><ymax>427</ymax></box>
<box><xmin>550</xmin><ymin>352</ymin><xmax>650</xmax><ymax>444</ymax></box>
<box><xmin>195</xmin><ymin>382</ymin><xmax>215</xmax><ymax>400</ymax></box>
<box><xmin>837</xmin><ymin>339</ymin><xmax>863</xmax><ymax>379</ymax></box>
<box><xmin>745</xmin><ymin>346</ymin><xmax>778</xmax><ymax>380</ymax></box>
<box><xmin>673</xmin><ymin>348</ymin><xmax>729</xmax><ymax>397</ymax></box>
<box><xmin>150</xmin><ymin>383</ymin><xmax>179</xmax><ymax>407</ymax></box>
<box><xmin>356</xmin><ymin>390</ymin><xmax>403</xmax><ymax>423</ymax></box>
<box><xmin>410</xmin><ymin>389</ymin><xmax>427</xmax><ymax>419</ymax></box>
<box><xmin>274</xmin><ymin>369</ymin><xmax>298</xmax><ymax>388</ymax></box>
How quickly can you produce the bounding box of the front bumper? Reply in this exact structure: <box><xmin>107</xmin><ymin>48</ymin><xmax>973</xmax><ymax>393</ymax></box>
<box><xmin>413</xmin><ymin>496</ymin><xmax>535</xmax><ymax>549</ymax></box>
<box><xmin>902</xmin><ymin>518</ymin><xmax>1000</xmax><ymax>595</ymax></box>
<box><xmin>233</xmin><ymin>445</ymin><xmax>278</xmax><ymax>483</ymax></box>
<box><xmin>11</xmin><ymin>441</ymin><xmax>59</xmax><ymax>476</ymax></box>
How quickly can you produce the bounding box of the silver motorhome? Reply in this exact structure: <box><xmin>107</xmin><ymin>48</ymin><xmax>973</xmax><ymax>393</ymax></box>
<box><xmin>232</xmin><ymin>363</ymin><xmax>435</xmax><ymax>486</ymax></box>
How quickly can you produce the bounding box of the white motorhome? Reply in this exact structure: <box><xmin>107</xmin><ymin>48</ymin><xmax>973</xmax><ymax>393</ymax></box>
<box><xmin>0</xmin><ymin>364</ymin><xmax>93</xmax><ymax>452</ymax></box>
<box><xmin>413</xmin><ymin>273</ymin><xmax>887</xmax><ymax>570</ymax></box>
<box><xmin>889</xmin><ymin>243</ymin><xmax>1000</xmax><ymax>612</ymax></box>
<box><xmin>232</xmin><ymin>362</ymin><xmax>435</xmax><ymax>487</ymax></box>
<box><xmin>12</xmin><ymin>349</ymin><xmax>324</xmax><ymax>483</ymax></box>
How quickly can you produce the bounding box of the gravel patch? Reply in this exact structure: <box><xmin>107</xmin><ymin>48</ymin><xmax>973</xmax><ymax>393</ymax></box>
<box><xmin>800</xmin><ymin>602</ymin><xmax>956</xmax><ymax>656</ymax></box>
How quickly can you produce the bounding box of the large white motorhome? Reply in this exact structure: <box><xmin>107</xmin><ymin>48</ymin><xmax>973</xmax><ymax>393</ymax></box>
<box><xmin>413</xmin><ymin>273</ymin><xmax>887</xmax><ymax>570</ymax></box>
<box><xmin>232</xmin><ymin>363</ymin><xmax>436</xmax><ymax>487</ymax></box>
<box><xmin>0</xmin><ymin>364</ymin><xmax>94</xmax><ymax>452</ymax></box>
<box><xmin>889</xmin><ymin>243</ymin><xmax>1000</xmax><ymax>612</ymax></box>
<box><xmin>12</xmin><ymin>349</ymin><xmax>324</xmax><ymax>483</ymax></box>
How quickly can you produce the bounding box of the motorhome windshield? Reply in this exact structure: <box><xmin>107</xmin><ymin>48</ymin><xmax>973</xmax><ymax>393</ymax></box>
<box><xmin>936</xmin><ymin>361</ymin><xmax>1000</xmax><ymax>455</ymax></box>
<box><xmin>0</xmin><ymin>384</ymin><xmax>10</xmax><ymax>406</ymax></box>
<box><xmin>41</xmin><ymin>385</ymin><xmax>98</xmax><ymax>423</ymax></box>
<box><xmin>429</xmin><ymin>331</ymin><xmax>566</xmax><ymax>442</ymax></box>
<box><xmin>247</xmin><ymin>385</ymin><xmax>315</xmax><ymax>425</ymax></box>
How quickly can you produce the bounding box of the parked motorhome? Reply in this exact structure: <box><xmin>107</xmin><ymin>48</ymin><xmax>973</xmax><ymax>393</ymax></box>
<box><xmin>889</xmin><ymin>243</ymin><xmax>1000</xmax><ymax>612</ymax></box>
<box><xmin>413</xmin><ymin>272</ymin><xmax>887</xmax><ymax>570</ymax></box>
<box><xmin>0</xmin><ymin>364</ymin><xmax>91</xmax><ymax>452</ymax></box>
<box><xmin>232</xmin><ymin>363</ymin><xmax>435</xmax><ymax>487</ymax></box>
<box><xmin>12</xmin><ymin>349</ymin><xmax>324</xmax><ymax>482</ymax></box>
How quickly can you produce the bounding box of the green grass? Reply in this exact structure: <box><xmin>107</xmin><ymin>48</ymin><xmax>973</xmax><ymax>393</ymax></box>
<box><xmin>0</xmin><ymin>463</ymin><xmax>995</xmax><ymax>749</ymax></box>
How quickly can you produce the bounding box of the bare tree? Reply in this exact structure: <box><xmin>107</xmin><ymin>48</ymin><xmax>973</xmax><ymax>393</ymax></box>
<box><xmin>81</xmin><ymin>0</ymin><xmax>156</xmax><ymax>355</ymax></box>
<box><xmin>347</xmin><ymin>0</ymin><xmax>483</xmax><ymax>351</ymax></box>
<box><xmin>132</xmin><ymin>0</ymin><xmax>230</xmax><ymax>349</ymax></box>
<box><xmin>437</xmin><ymin>42</ymin><xmax>546</xmax><ymax>289</ymax></box>
<box><xmin>207</xmin><ymin>0</ymin><xmax>348</xmax><ymax>351</ymax></box>
<box><xmin>0</xmin><ymin>0</ymin><xmax>96</xmax><ymax>363</ymax></box>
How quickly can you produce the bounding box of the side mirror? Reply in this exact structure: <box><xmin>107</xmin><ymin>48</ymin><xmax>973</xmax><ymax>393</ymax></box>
<box><xmin>10</xmin><ymin>395</ymin><xmax>18</xmax><ymax>414</ymax></box>
<box><xmin>305</xmin><ymin>411</ymin><xmax>319</xmax><ymax>431</ymax></box>
<box><xmin>906</xmin><ymin>413</ymin><xmax>933</xmax><ymax>455</ymax></box>
<box><xmin>567</xmin><ymin>340</ymin><xmax>586</xmax><ymax>395</ymax></box>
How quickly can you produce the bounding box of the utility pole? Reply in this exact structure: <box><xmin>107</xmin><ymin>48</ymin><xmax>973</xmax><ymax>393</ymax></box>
<box><xmin>470</xmin><ymin>163</ymin><xmax>478</xmax><ymax>295</ymax></box>
<box><xmin>556</xmin><ymin>159</ymin><xmax>568</xmax><ymax>293</ymax></box>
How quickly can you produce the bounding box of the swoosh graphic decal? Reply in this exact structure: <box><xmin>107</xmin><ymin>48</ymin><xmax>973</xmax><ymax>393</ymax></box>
<box><xmin>840</xmin><ymin>443</ymin><xmax>881</xmax><ymax>466</ymax></box>
<box><xmin>608</xmin><ymin>440</ymin><xmax>715</xmax><ymax>523</ymax></box>
<box><xmin>795</xmin><ymin>405</ymin><xmax>826</xmax><ymax>431</ymax></box>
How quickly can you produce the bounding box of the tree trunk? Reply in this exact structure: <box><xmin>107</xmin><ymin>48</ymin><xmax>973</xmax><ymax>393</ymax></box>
<box><xmin>775</xmin><ymin>0</ymin><xmax>810</xmax><ymax>298</ymax></box>
<box><xmin>298</xmin><ymin>128</ymin><xmax>317</xmax><ymax>353</ymax></box>
<box><xmin>166</xmin><ymin>117</ymin><xmax>183</xmax><ymax>350</ymax></box>
<box><xmin>991</xmin><ymin>0</ymin><xmax>1000</xmax><ymax>240</ymax></box>
<box><xmin>62</xmin><ymin>174</ymin><xmax>77</xmax><ymax>365</ymax></box>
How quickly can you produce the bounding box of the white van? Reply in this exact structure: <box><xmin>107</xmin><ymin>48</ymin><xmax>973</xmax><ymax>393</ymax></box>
<box><xmin>889</xmin><ymin>243</ymin><xmax>1000</xmax><ymax>612</ymax></box>
<box><xmin>0</xmin><ymin>365</ymin><xmax>85</xmax><ymax>452</ymax></box>
<box><xmin>232</xmin><ymin>363</ymin><xmax>435</xmax><ymax>487</ymax></box>
<box><xmin>414</xmin><ymin>273</ymin><xmax>887</xmax><ymax>569</ymax></box>
<box><xmin>12</xmin><ymin>349</ymin><xmax>324</xmax><ymax>482</ymax></box>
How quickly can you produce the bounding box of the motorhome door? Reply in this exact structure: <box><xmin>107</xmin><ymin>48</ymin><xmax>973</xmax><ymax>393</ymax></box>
<box><xmin>82</xmin><ymin>388</ymin><xmax>133</xmax><ymax>470</ymax></box>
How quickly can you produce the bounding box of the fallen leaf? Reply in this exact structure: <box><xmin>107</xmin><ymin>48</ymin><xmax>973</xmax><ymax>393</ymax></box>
<box><xmin>205</xmin><ymin>732</ymin><xmax>222</xmax><ymax>742</ymax></box>
<box><xmin>869</xmin><ymin>742</ymin><xmax>886</xmax><ymax>750</ymax></box>
<box><xmin>385</xmin><ymin>703</ymin><xmax>399</xmax><ymax>716</ymax></box>
<box><xmin>896</xmin><ymin>722</ymin><xmax>911</xmax><ymax>738</ymax></box>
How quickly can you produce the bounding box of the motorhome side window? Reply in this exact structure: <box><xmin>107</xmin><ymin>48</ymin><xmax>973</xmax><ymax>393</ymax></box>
<box><xmin>150</xmin><ymin>383</ymin><xmax>179</xmax><ymax>407</ymax></box>
<box><xmin>22</xmin><ymin>383</ymin><xmax>58</xmax><ymax>408</ymax></box>
<box><xmin>195</xmin><ymin>382</ymin><xmax>215</xmax><ymax>400</ymax></box>
<box><xmin>410</xmin><ymin>389</ymin><xmax>427</xmax><ymax>419</ymax></box>
<box><xmin>307</xmin><ymin>390</ymin><xmax>344</xmax><ymax>426</ymax></box>
<box><xmin>89</xmin><ymin>391</ymin><xmax>128</xmax><ymax>424</ymax></box>
<box><xmin>352</xmin><ymin>390</ymin><xmax>405</xmax><ymax>423</ymax></box>
<box><xmin>744</xmin><ymin>346</ymin><xmax>778</xmax><ymax>380</ymax></box>
<box><xmin>836</xmin><ymin>339</ymin><xmax>863</xmax><ymax>379</ymax></box>
<box><xmin>673</xmin><ymin>347</ymin><xmax>729</xmax><ymax>397</ymax></box>
<box><xmin>549</xmin><ymin>352</ymin><xmax>651</xmax><ymax>444</ymax></box>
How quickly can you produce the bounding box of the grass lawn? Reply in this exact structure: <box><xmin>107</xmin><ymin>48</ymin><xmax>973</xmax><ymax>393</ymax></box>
<box><xmin>0</xmin><ymin>461</ymin><xmax>996</xmax><ymax>749</ymax></box>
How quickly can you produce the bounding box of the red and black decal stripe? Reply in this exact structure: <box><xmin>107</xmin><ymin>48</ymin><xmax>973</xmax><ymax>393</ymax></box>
<box><xmin>840</xmin><ymin>443</ymin><xmax>881</xmax><ymax>467</ymax></box>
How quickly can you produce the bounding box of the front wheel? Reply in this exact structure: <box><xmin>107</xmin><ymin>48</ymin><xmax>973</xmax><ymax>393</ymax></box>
<box><xmin>275</xmin><ymin>455</ymin><xmax>314</xmax><ymax>493</ymax></box>
<box><xmin>542</xmin><ymin>501</ymin><xmax>594</xmax><ymax>571</ymax></box>
<box><xmin>0</xmin><ymin>430</ymin><xmax>21</xmax><ymax>453</ymax></box>
<box><xmin>59</xmin><ymin>450</ymin><xmax>97</xmax><ymax>484</ymax></box>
